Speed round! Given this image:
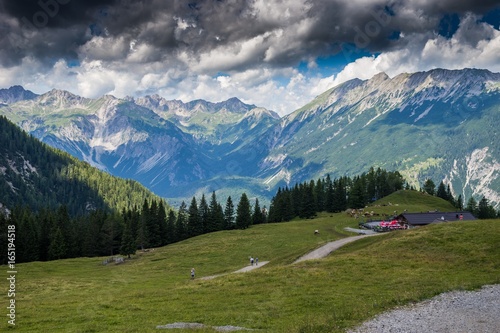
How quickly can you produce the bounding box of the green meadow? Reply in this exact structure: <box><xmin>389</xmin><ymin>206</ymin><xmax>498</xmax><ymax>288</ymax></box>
<box><xmin>4</xmin><ymin>191</ymin><xmax>500</xmax><ymax>332</ymax></box>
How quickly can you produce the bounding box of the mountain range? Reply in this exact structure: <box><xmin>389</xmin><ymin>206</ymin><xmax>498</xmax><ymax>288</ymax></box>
<box><xmin>1</xmin><ymin>68</ymin><xmax>499</xmax><ymax>208</ymax></box>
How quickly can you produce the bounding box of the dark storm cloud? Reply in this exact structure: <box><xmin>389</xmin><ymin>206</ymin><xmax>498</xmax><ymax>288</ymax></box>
<box><xmin>0</xmin><ymin>0</ymin><xmax>498</xmax><ymax>70</ymax></box>
<box><xmin>1</xmin><ymin>0</ymin><xmax>117</xmax><ymax>28</ymax></box>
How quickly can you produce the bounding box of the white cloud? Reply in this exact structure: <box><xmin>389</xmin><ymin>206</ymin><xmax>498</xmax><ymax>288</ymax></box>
<box><xmin>331</xmin><ymin>13</ymin><xmax>500</xmax><ymax>87</ymax></box>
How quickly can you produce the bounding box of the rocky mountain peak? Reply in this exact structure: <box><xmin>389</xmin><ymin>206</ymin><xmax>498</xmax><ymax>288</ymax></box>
<box><xmin>0</xmin><ymin>85</ymin><xmax>38</xmax><ymax>104</ymax></box>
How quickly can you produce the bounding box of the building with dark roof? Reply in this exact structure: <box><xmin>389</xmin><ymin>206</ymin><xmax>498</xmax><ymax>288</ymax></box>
<box><xmin>396</xmin><ymin>211</ymin><xmax>476</xmax><ymax>227</ymax></box>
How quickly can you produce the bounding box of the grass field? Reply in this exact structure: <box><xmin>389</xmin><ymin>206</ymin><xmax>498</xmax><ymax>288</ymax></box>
<box><xmin>3</xmin><ymin>191</ymin><xmax>499</xmax><ymax>332</ymax></box>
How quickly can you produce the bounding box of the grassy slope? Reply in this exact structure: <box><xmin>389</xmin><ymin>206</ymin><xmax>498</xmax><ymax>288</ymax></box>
<box><xmin>4</xmin><ymin>191</ymin><xmax>499</xmax><ymax>332</ymax></box>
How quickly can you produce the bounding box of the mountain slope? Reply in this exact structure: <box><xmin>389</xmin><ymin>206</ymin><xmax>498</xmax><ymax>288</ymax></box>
<box><xmin>0</xmin><ymin>115</ymin><xmax>168</xmax><ymax>216</ymax></box>
<box><xmin>0</xmin><ymin>68</ymin><xmax>498</xmax><ymax>208</ymax></box>
<box><xmin>256</xmin><ymin>68</ymin><xmax>500</xmax><ymax>207</ymax></box>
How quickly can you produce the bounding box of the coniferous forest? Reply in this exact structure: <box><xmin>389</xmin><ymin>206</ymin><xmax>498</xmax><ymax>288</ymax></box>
<box><xmin>267</xmin><ymin>169</ymin><xmax>406</xmax><ymax>222</ymax></box>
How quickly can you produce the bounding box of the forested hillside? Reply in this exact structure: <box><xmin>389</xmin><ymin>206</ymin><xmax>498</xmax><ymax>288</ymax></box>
<box><xmin>0</xmin><ymin>115</ymin><xmax>168</xmax><ymax>216</ymax></box>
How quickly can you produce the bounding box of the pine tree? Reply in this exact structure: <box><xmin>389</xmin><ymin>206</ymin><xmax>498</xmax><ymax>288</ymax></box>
<box><xmin>236</xmin><ymin>193</ymin><xmax>252</xmax><ymax>229</ymax></box>
<box><xmin>456</xmin><ymin>194</ymin><xmax>464</xmax><ymax>210</ymax></box>
<box><xmin>332</xmin><ymin>177</ymin><xmax>347</xmax><ymax>212</ymax></box>
<box><xmin>282</xmin><ymin>189</ymin><xmax>294</xmax><ymax>221</ymax></box>
<box><xmin>120</xmin><ymin>219</ymin><xmax>136</xmax><ymax>258</ymax></box>
<box><xmin>157</xmin><ymin>201</ymin><xmax>168</xmax><ymax>245</ymax></box>
<box><xmin>166</xmin><ymin>210</ymin><xmax>176</xmax><ymax>244</ymax></box>
<box><xmin>349</xmin><ymin>176</ymin><xmax>366</xmax><ymax>209</ymax></box>
<box><xmin>207</xmin><ymin>191</ymin><xmax>223</xmax><ymax>232</ymax></box>
<box><xmin>175</xmin><ymin>201</ymin><xmax>188</xmax><ymax>241</ymax></box>
<box><xmin>252</xmin><ymin>198</ymin><xmax>265</xmax><ymax>225</ymax></box>
<box><xmin>199</xmin><ymin>194</ymin><xmax>209</xmax><ymax>233</ymax></box>
<box><xmin>137</xmin><ymin>200</ymin><xmax>149</xmax><ymax>250</ymax></box>
<box><xmin>188</xmin><ymin>197</ymin><xmax>201</xmax><ymax>237</ymax></box>
<box><xmin>466</xmin><ymin>197</ymin><xmax>478</xmax><ymax>215</ymax></box>
<box><xmin>423</xmin><ymin>179</ymin><xmax>436</xmax><ymax>195</ymax></box>
<box><xmin>446</xmin><ymin>184</ymin><xmax>455</xmax><ymax>205</ymax></box>
<box><xmin>325</xmin><ymin>175</ymin><xmax>334</xmax><ymax>213</ymax></box>
<box><xmin>224</xmin><ymin>196</ymin><xmax>235</xmax><ymax>229</ymax></box>
<box><xmin>477</xmin><ymin>196</ymin><xmax>496</xmax><ymax>219</ymax></box>
<box><xmin>48</xmin><ymin>227</ymin><xmax>67</xmax><ymax>260</ymax></box>
<box><xmin>366</xmin><ymin>167</ymin><xmax>377</xmax><ymax>201</ymax></box>
<box><xmin>147</xmin><ymin>200</ymin><xmax>161</xmax><ymax>247</ymax></box>
<box><xmin>436</xmin><ymin>181</ymin><xmax>448</xmax><ymax>200</ymax></box>
<box><xmin>315</xmin><ymin>178</ymin><xmax>325</xmax><ymax>212</ymax></box>
<box><xmin>268</xmin><ymin>188</ymin><xmax>281</xmax><ymax>222</ymax></box>
<box><xmin>300</xmin><ymin>181</ymin><xmax>316</xmax><ymax>218</ymax></box>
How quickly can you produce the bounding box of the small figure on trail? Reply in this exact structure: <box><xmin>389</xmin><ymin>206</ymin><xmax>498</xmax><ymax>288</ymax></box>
<box><xmin>191</xmin><ymin>268</ymin><xmax>195</xmax><ymax>279</ymax></box>
<box><xmin>256</xmin><ymin>257</ymin><xmax>259</xmax><ymax>265</ymax></box>
<box><xmin>250</xmin><ymin>257</ymin><xmax>254</xmax><ymax>266</ymax></box>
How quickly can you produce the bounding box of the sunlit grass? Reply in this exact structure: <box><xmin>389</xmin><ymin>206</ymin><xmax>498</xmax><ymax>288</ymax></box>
<box><xmin>3</xmin><ymin>193</ymin><xmax>499</xmax><ymax>332</ymax></box>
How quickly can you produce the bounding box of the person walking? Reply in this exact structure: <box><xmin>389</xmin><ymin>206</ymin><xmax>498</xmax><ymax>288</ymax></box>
<box><xmin>191</xmin><ymin>268</ymin><xmax>195</xmax><ymax>279</ymax></box>
<box><xmin>256</xmin><ymin>257</ymin><xmax>259</xmax><ymax>265</ymax></box>
<box><xmin>250</xmin><ymin>257</ymin><xmax>254</xmax><ymax>266</ymax></box>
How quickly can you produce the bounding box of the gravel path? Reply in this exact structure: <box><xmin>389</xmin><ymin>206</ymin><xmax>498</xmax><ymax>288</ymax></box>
<box><xmin>200</xmin><ymin>261</ymin><xmax>270</xmax><ymax>280</ymax></box>
<box><xmin>293</xmin><ymin>233</ymin><xmax>381</xmax><ymax>264</ymax></box>
<box><xmin>347</xmin><ymin>284</ymin><xmax>500</xmax><ymax>333</ymax></box>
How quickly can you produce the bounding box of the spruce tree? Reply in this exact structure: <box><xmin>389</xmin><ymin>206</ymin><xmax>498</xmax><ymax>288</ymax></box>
<box><xmin>147</xmin><ymin>200</ymin><xmax>161</xmax><ymax>247</ymax></box>
<box><xmin>166</xmin><ymin>210</ymin><xmax>176</xmax><ymax>244</ymax></box>
<box><xmin>252</xmin><ymin>198</ymin><xmax>265</xmax><ymax>225</ymax></box>
<box><xmin>325</xmin><ymin>175</ymin><xmax>334</xmax><ymax>213</ymax></box>
<box><xmin>436</xmin><ymin>181</ymin><xmax>448</xmax><ymax>200</ymax></box>
<box><xmin>466</xmin><ymin>197</ymin><xmax>478</xmax><ymax>215</ymax></box>
<box><xmin>315</xmin><ymin>178</ymin><xmax>325</xmax><ymax>212</ymax></box>
<box><xmin>268</xmin><ymin>188</ymin><xmax>282</xmax><ymax>222</ymax></box>
<box><xmin>477</xmin><ymin>197</ymin><xmax>496</xmax><ymax>219</ymax></box>
<box><xmin>224</xmin><ymin>196</ymin><xmax>235</xmax><ymax>229</ymax></box>
<box><xmin>188</xmin><ymin>197</ymin><xmax>201</xmax><ymax>237</ymax></box>
<box><xmin>157</xmin><ymin>201</ymin><xmax>168</xmax><ymax>245</ymax></box>
<box><xmin>349</xmin><ymin>176</ymin><xmax>366</xmax><ymax>209</ymax></box>
<box><xmin>120</xmin><ymin>219</ymin><xmax>136</xmax><ymax>258</ymax></box>
<box><xmin>48</xmin><ymin>227</ymin><xmax>67</xmax><ymax>260</ymax></box>
<box><xmin>207</xmin><ymin>191</ymin><xmax>223</xmax><ymax>232</ymax></box>
<box><xmin>199</xmin><ymin>194</ymin><xmax>209</xmax><ymax>233</ymax></box>
<box><xmin>175</xmin><ymin>201</ymin><xmax>188</xmax><ymax>241</ymax></box>
<box><xmin>300</xmin><ymin>182</ymin><xmax>316</xmax><ymax>218</ymax></box>
<box><xmin>423</xmin><ymin>179</ymin><xmax>436</xmax><ymax>195</ymax></box>
<box><xmin>236</xmin><ymin>193</ymin><xmax>252</xmax><ymax>229</ymax></box>
<box><xmin>456</xmin><ymin>194</ymin><xmax>464</xmax><ymax>210</ymax></box>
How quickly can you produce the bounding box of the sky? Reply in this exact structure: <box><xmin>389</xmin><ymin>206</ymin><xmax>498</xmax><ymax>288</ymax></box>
<box><xmin>0</xmin><ymin>0</ymin><xmax>499</xmax><ymax>116</ymax></box>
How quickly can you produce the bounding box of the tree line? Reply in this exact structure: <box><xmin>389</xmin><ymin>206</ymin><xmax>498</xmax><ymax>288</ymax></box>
<box><xmin>0</xmin><ymin>191</ymin><xmax>266</xmax><ymax>264</ymax></box>
<box><xmin>268</xmin><ymin>167</ymin><xmax>405</xmax><ymax>222</ymax></box>
<box><xmin>422</xmin><ymin>179</ymin><xmax>499</xmax><ymax>218</ymax></box>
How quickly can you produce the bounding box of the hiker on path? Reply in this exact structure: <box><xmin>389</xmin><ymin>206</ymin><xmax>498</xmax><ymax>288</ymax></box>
<box><xmin>256</xmin><ymin>257</ymin><xmax>259</xmax><ymax>265</ymax></box>
<box><xmin>191</xmin><ymin>268</ymin><xmax>195</xmax><ymax>279</ymax></box>
<box><xmin>250</xmin><ymin>257</ymin><xmax>254</xmax><ymax>266</ymax></box>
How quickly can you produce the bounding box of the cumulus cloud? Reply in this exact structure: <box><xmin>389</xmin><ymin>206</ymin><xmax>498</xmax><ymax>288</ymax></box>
<box><xmin>0</xmin><ymin>0</ymin><xmax>499</xmax><ymax>115</ymax></box>
<box><xmin>331</xmin><ymin>12</ymin><xmax>500</xmax><ymax>87</ymax></box>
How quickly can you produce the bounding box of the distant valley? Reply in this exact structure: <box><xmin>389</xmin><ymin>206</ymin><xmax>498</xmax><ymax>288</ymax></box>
<box><xmin>1</xmin><ymin>68</ymin><xmax>499</xmax><ymax>208</ymax></box>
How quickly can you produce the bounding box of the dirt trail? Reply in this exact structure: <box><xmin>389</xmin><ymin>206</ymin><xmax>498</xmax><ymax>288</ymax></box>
<box><xmin>200</xmin><ymin>231</ymin><xmax>381</xmax><ymax>280</ymax></box>
<box><xmin>200</xmin><ymin>261</ymin><xmax>270</xmax><ymax>280</ymax></box>
<box><xmin>293</xmin><ymin>233</ymin><xmax>382</xmax><ymax>264</ymax></box>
